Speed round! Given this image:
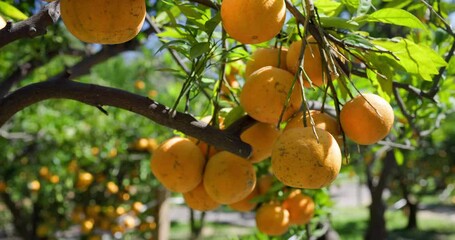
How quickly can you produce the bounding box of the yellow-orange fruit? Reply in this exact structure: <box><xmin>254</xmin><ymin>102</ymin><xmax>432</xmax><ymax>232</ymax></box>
<box><xmin>28</xmin><ymin>180</ymin><xmax>41</xmax><ymax>191</ymax></box>
<box><xmin>221</xmin><ymin>0</ymin><xmax>286</xmax><ymax>44</ymax></box>
<box><xmin>271</xmin><ymin>127</ymin><xmax>342</xmax><ymax>189</ymax></box>
<box><xmin>240</xmin><ymin>66</ymin><xmax>302</xmax><ymax>124</ymax></box>
<box><xmin>283</xmin><ymin>190</ymin><xmax>315</xmax><ymax>225</ymax></box>
<box><xmin>0</xmin><ymin>181</ymin><xmax>6</xmax><ymax>192</ymax></box>
<box><xmin>240</xmin><ymin>122</ymin><xmax>281</xmax><ymax>163</ymax></box>
<box><xmin>151</xmin><ymin>137</ymin><xmax>205</xmax><ymax>193</ymax></box>
<box><xmin>257</xmin><ymin>174</ymin><xmax>274</xmax><ymax>194</ymax></box>
<box><xmin>245</xmin><ymin>48</ymin><xmax>288</xmax><ymax>77</ymax></box>
<box><xmin>286</xmin><ymin>37</ymin><xmax>324</xmax><ymax>88</ymax></box>
<box><xmin>183</xmin><ymin>182</ymin><xmax>220</xmax><ymax>211</ymax></box>
<box><xmin>60</xmin><ymin>0</ymin><xmax>146</xmax><ymax>44</ymax></box>
<box><xmin>285</xmin><ymin>110</ymin><xmax>341</xmax><ymax>138</ymax></box>
<box><xmin>255</xmin><ymin>202</ymin><xmax>290</xmax><ymax>236</ymax></box>
<box><xmin>340</xmin><ymin>93</ymin><xmax>394</xmax><ymax>145</ymax></box>
<box><xmin>229</xmin><ymin>187</ymin><xmax>259</xmax><ymax>212</ymax></box>
<box><xmin>203</xmin><ymin>151</ymin><xmax>256</xmax><ymax>204</ymax></box>
<box><xmin>76</xmin><ymin>172</ymin><xmax>94</xmax><ymax>189</ymax></box>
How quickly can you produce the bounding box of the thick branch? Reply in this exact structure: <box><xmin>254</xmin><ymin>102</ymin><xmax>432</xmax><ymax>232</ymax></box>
<box><xmin>0</xmin><ymin>79</ymin><xmax>252</xmax><ymax>158</ymax></box>
<box><xmin>0</xmin><ymin>1</ymin><xmax>60</xmax><ymax>48</ymax></box>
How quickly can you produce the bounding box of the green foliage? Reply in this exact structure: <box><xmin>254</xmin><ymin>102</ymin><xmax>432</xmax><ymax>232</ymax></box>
<box><xmin>0</xmin><ymin>1</ymin><xmax>27</xmax><ymax>20</ymax></box>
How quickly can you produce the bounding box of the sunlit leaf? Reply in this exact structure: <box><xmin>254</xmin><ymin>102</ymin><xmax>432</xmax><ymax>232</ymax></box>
<box><xmin>372</xmin><ymin>38</ymin><xmax>447</xmax><ymax>81</ymax></box>
<box><xmin>357</xmin><ymin>8</ymin><xmax>426</xmax><ymax>29</ymax></box>
<box><xmin>0</xmin><ymin>2</ymin><xmax>28</xmax><ymax>20</ymax></box>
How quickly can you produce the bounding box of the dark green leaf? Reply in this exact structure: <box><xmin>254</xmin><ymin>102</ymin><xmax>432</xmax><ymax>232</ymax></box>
<box><xmin>189</xmin><ymin>42</ymin><xmax>210</xmax><ymax>59</ymax></box>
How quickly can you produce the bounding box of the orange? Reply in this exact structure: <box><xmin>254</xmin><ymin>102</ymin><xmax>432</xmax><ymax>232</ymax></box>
<box><xmin>286</xmin><ymin>37</ymin><xmax>324</xmax><ymax>88</ymax></box>
<box><xmin>255</xmin><ymin>202</ymin><xmax>290</xmax><ymax>236</ymax></box>
<box><xmin>106</xmin><ymin>181</ymin><xmax>119</xmax><ymax>194</ymax></box>
<box><xmin>240</xmin><ymin>122</ymin><xmax>281</xmax><ymax>163</ymax></box>
<box><xmin>285</xmin><ymin>110</ymin><xmax>340</xmax><ymax>138</ymax></box>
<box><xmin>60</xmin><ymin>0</ymin><xmax>146</xmax><ymax>44</ymax></box>
<box><xmin>81</xmin><ymin>219</ymin><xmax>95</xmax><ymax>234</ymax></box>
<box><xmin>150</xmin><ymin>137</ymin><xmax>205</xmax><ymax>193</ymax></box>
<box><xmin>229</xmin><ymin>186</ymin><xmax>259</xmax><ymax>212</ymax></box>
<box><xmin>39</xmin><ymin>166</ymin><xmax>50</xmax><ymax>179</ymax></box>
<box><xmin>271</xmin><ymin>127</ymin><xmax>342</xmax><ymax>189</ymax></box>
<box><xmin>0</xmin><ymin>181</ymin><xmax>6</xmax><ymax>192</ymax></box>
<box><xmin>221</xmin><ymin>0</ymin><xmax>286</xmax><ymax>44</ymax></box>
<box><xmin>183</xmin><ymin>181</ymin><xmax>220</xmax><ymax>211</ymax></box>
<box><xmin>240</xmin><ymin>66</ymin><xmax>302</xmax><ymax>124</ymax></box>
<box><xmin>245</xmin><ymin>48</ymin><xmax>288</xmax><ymax>77</ymax></box>
<box><xmin>28</xmin><ymin>180</ymin><xmax>41</xmax><ymax>191</ymax></box>
<box><xmin>76</xmin><ymin>172</ymin><xmax>94</xmax><ymax>190</ymax></box>
<box><xmin>203</xmin><ymin>151</ymin><xmax>256</xmax><ymax>204</ymax></box>
<box><xmin>257</xmin><ymin>174</ymin><xmax>274</xmax><ymax>194</ymax></box>
<box><xmin>340</xmin><ymin>93</ymin><xmax>394</xmax><ymax>145</ymax></box>
<box><xmin>282</xmin><ymin>189</ymin><xmax>315</xmax><ymax>225</ymax></box>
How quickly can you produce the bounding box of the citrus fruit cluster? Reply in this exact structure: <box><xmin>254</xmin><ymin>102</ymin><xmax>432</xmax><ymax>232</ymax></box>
<box><xmin>150</xmin><ymin>132</ymin><xmax>317</xmax><ymax>236</ymax></box>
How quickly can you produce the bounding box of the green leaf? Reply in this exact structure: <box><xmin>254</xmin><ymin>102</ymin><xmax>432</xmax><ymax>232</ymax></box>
<box><xmin>358</xmin><ymin>8</ymin><xmax>426</xmax><ymax>29</ymax></box>
<box><xmin>384</xmin><ymin>0</ymin><xmax>413</xmax><ymax>9</ymax></box>
<box><xmin>204</xmin><ymin>13</ymin><xmax>220</xmax><ymax>35</ymax></box>
<box><xmin>341</xmin><ymin>0</ymin><xmax>359</xmax><ymax>13</ymax></box>
<box><xmin>372</xmin><ymin>38</ymin><xmax>447</xmax><ymax>81</ymax></box>
<box><xmin>394</xmin><ymin>150</ymin><xmax>404</xmax><ymax>165</ymax></box>
<box><xmin>357</xmin><ymin>0</ymin><xmax>372</xmax><ymax>16</ymax></box>
<box><xmin>0</xmin><ymin>2</ymin><xmax>28</xmax><ymax>20</ymax></box>
<box><xmin>320</xmin><ymin>17</ymin><xmax>359</xmax><ymax>30</ymax></box>
<box><xmin>314</xmin><ymin>0</ymin><xmax>342</xmax><ymax>17</ymax></box>
<box><xmin>189</xmin><ymin>42</ymin><xmax>210</xmax><ymax>59</ymax></box>
<box><xmin>366</xmin><ymin>69</ymin><xmax>392</xmax><ymax>101</ymax></box>
<box><xmin>223</xmin><ymin>106</ymin><xmax>245</xmax><ymax>128</ymax></box>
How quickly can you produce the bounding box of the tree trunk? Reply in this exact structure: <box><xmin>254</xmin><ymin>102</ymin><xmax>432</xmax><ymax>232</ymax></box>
<box><xmin>365</xmin><ymin>149</ymin><xmax>396</xmax><ymax>240</ymax></box>
<box><xmin>366</xmin><ymin>196</ymin><xmax>387</xmax><ymax>240</ymax></box>
<box><xmin>153</xmin><ymin>186</ymin><xmax>170</xmax><ymax>240</ymax></box>
<box><xmin>406</xmin><ymin>201</ymin><xmax>418</xmax><ymax>230</ymax></box>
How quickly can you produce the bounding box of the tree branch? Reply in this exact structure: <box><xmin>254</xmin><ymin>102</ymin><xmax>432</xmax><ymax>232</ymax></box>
<box><xmin>0</xmin><ymin>1</ymin><xmax>60</xmax><ymax>48</ymax></box>
<box><xmin>0</xmin><ymin>79</ymin><xmax>252</xmax><ymax>158</ymax></box>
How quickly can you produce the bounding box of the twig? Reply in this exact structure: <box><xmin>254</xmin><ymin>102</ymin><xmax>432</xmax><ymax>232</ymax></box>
<box><xmin>0</xmin><ymin>1</ymin><xmax>60</xmax><ymax>48</ymax></box>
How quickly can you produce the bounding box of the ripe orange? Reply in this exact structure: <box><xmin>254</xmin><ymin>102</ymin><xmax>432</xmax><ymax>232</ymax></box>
<box><xmin>203</xmin><ymin>151</ymin><xmax>256</xmax><ymax>204</ymax></box>
<box><xmin>183</xmin><ymin>182</ymin><xmax>220</xmax><ymax>211</ymax></box>
<box><xmin>257</xmin><ymin>174</ymin><xmax>275</xmax><ymax>194</ymax></box>
<box><xmin>221</xmin><ymin>0</ymin><xmax>286</xmax><ymax>44</ymax></box>
<box><xmin>240</xmin><ymin>66</ymin><xmax>302</xmax><ymax>124</ymax></box>
<box><xmin>286</xmin><ymin>37</ymin><xmax>324</xmax><ymax>88</ymax></box>
<box><xmin>340</xmin><ymin>93</ymin><xmax>394</xmax><ymax>145</ymax></box>
<box><xmin>255</xmin><ymin>202</ymin><xmax>290</xmax><ymax>236</ymax></box>
<box><xmin>81</xmin><ymin>219</ymin><xmax>95</xmax><ymax>234</ymax></box>
<box><xmin>271</xmin><ymin>127</ymin><xmax>342</xmax><ymax>189</ymax></box>
<box><xmin>150</xmin><ymin>137</ymin><xmax>206</xmax><ymax>193</ymax></box>
<box><xmin>285</xmin><ymin>110</ymin><xmax>341</xmax><ymax>138</ymax></box>
<box><xmin>0</xmin><ymin>181</ymin><xmax>6</xmax><ymax>192</ymax></box>
<box><xmin>28</xmin><ymin>180</ymin><xmax>41</xmax><ymax>191</ymax></box>
<box><xmin>240</xmin><ymin>122</ymin><xmax>281</xmax><ymax>163</ymax></box>
<box><xmin>76</xmin><ymin>172</ymin><xmax>94</xmax><ymax>190</ymax></box>
<box><xmin>60</xmin><ymin>0</ymin><xmax>146</xmax><ymax>44</ymax></box>
<box><xmin>282</xmin><ymin>189</ymin><xmax>315</xmax><ymax>225</ymax></box>
<box><xmin>106</xmin><ymin>181</ymin><xmax>119</xmax><ymax>194</ymax></box>
<box><xmin>229</xmin><ymin>186</ymin><xmax>259</xmax><ymax>212</ymax></box>
<box><xmin>245</xmin><ymin>48</ymin><xmax>288</xmax><ymax>77</ymax></box>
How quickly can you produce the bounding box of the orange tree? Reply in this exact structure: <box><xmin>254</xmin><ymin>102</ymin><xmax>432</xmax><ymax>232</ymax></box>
<box><xmin>0</xmin><ymin>0</ymin><xmax>454</xmax><ymax>239</ymax></box>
